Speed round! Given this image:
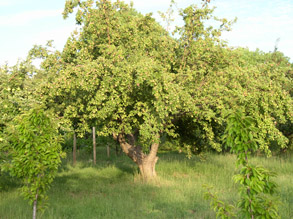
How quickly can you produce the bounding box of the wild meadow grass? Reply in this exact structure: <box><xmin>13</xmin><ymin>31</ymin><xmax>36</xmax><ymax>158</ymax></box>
<box><xmin>0</xmin><ymin>147</ymin><xmax>292</xmax><ymax>219</ymax></box>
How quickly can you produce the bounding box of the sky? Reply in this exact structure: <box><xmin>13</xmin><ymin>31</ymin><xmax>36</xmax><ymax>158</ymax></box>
<box><xmin>0</xmin><ymin>0</ymin><xmax>292</xmax><ymax>66</ymax></box>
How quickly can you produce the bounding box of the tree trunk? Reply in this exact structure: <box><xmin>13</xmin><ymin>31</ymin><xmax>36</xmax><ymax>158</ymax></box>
<box><xmin>138</xmin><ymin>155</ymin><xmax>158</xmax><ymax>179</ymax></box>
<box><xmin>73</xmin><ymin>132</ymin><xmax>77</xmax><ymax>166</ymax></box>
<box><xmin>107</xmin><ymin>144</ymin><xmax>110</xmax><ymax>157</ymax></box>
<box><xmin>117</xmin><ymin>133</ymin><xmax>159</xmax><ymax>180</ymax></box>
<box><xmin>93</xmin><ymin>127</ymin><xmax>96</xmax><ymax>165</ymax></box>
<box><xmin>33</xmin><ymin>192</ymin><xmax>38</xmax><ymax>219</ymax></box>
<box><xmin>115</xmin><ymin>143</ymin><xmax>121</xmax><ymax>156</ymax></box>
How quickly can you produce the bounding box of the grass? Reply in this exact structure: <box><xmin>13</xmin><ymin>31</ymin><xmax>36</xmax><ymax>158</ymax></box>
<box><xmin>0</xmin><ymin>147</ymin><xmax>293</xmax><ymax>219</ymax></box>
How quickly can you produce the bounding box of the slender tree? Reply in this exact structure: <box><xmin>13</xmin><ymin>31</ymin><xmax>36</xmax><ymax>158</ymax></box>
<box><xmin>5</xmin><ymin>107</ymin><xmax>64</xmax><ymax>219</ymax></box>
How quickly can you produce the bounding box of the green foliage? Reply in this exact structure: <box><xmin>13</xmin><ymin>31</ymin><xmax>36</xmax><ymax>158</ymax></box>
<box><xmin>0</xmin><ymin>59</ymin><xmax>40</xmax><ymax>173</ymax></box>
<box><xmin>223</xmin><ymin>110</ymin><xmax>281</xmax><ymax>218</ymax></box>
<box><xmin>203</xmin><ymin>185</ymin><xmax>236</xmax><ymax>218</ymax></box>
<box><xmin>3</xmin><ymin>107</ymin><xmax>64</xmax><ymax>213</ymax></box>
<box><xmin>175</xmin><ymin>47</ymin><xmax>292</xmax><ymax>154</ymax></box>
<box><xmin>0</xmin><ymin>60</ymin><xmax>38</xmax><ymax>129</ymax></box>
<box><xmin>38</xmin><ymin>0</ymin><xmax>187</xmax><ymax>149</ymax></box>
<box><xmin>233</xmin><ymin>166</ymin><xmax>280</xmax><ymax>218</ymax></box>
<box><xmin>224</xmin><ymin>109</ymin><xmax>259</xmax><ymax>165</ymax></box>
<box><xmin>62</xmin><ymin>133</ymin><xmax>116</xmax><ymax>153</ymax></box>
<box><xmin>166</xmin><ymin>2</ymin><xmax>291</xmax><ymax>154</ymax></box>
<box><xmin>204</xmin><ymin>110</ymin><xmax>283</xmax><ymax>218</ymax></box>
<box><xmin>28</xmin><ymin>0</ymin><xmax>292</xmax><ymax>156</ymax></box>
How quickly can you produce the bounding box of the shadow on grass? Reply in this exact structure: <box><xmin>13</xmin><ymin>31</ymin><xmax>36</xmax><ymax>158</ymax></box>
<box><xmin>48</xmin><ymin>165</ymin><xmax>215</xmax><ymax>218</ymax></box>
<box><xmin>60</xmin><ymin>148</ymin><xmax>138</xmax><ymax>173</ymax></box>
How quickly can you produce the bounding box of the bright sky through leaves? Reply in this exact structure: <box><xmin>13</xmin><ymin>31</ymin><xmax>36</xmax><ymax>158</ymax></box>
<box><xmin>0</xmin><ymin>0</ymin><xmax>292</xmax><ymax>66</ymax></box>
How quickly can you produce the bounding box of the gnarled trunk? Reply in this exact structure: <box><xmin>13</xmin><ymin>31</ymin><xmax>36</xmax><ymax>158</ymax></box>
<box><xmin>116</xmin><ymin>133</ymin><xmax>159</xmax><ymax>180</ymax></box>
<box><xmin>138</xmin><ymin>155</ymin><xmax>158</xmax><ymax>179</ymax></box>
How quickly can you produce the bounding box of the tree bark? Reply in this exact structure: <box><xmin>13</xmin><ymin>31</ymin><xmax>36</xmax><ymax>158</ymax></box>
<box><xmin>93</xmin><ymin>127</ymin><xmax>96</xmax><ymax>165</ymax></box>
<box><xmin>117</xmin><ymin>133</ymin><xmax>159</xmax><ymax>180</ymax></box>
<box><xmin>115</xmin><ymin>143</ymin><xmax>121</xmax><ymax>155</ymax></box>
<box><xmin>138</xmin><ymin>152</ymin><xmax>158</xmax><ymax>179</ymax></box>
<box><xmin>107</xmin><ymin>144</ymin><xmax>110</xmax><ymax>157</ymax></box>
<box><xmin>33</xmin><ymin>192</ymin><xmax>38</xmax><ymax>219</ymax></box>
<box><xmin>73</xmin><ymin>132</ymin><xmax>77</xmax><ymax>166</ymax></box>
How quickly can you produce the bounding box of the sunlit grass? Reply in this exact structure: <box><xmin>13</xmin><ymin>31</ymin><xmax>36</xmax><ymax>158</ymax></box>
<box><xmin>0</xmin><ymin>147</ymin><xmax>292</xmax><ymax>218</ymax></box>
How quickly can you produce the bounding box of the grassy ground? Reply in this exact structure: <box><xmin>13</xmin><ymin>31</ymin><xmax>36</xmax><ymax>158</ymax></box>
<box><xmin>0</xmin><ymin>147</ymin><xmax>292</xmax><ymax>219</ymax></box>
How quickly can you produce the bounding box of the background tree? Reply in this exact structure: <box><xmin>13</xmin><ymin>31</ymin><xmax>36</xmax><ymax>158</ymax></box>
<box><xmin>175</xmin><ymin>47</ymin><xmax>293</xmax><ymax>154</ymax></box>
<box><xmin>171</xmin><ymin>3</ymin><xmax>292</xmax><ymax>155</ymax></box>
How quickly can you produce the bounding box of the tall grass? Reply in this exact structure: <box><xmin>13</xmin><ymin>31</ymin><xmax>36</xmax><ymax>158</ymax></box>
<box><xmin>1</xmin><ymin>147</ymin><xmax>292</xmax><ymax>218</ymax></box>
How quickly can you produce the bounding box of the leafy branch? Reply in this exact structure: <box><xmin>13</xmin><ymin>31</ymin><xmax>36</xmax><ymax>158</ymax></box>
<box><xmin>205</xmin><ymin>109</ymin><xmax>281</xmax><ymax>219</ymax></box>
